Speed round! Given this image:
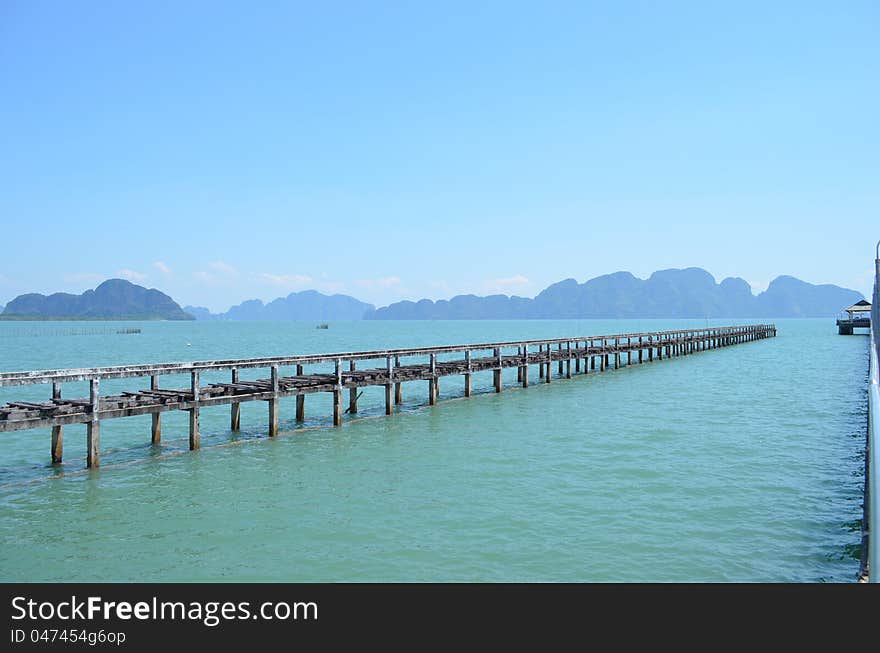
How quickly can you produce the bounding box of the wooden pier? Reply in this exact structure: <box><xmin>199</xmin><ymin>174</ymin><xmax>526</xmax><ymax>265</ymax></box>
<box><xmin>0</xmin><ymin>324</ymin><xmax>776</xmax><ymax>469</ymax></box>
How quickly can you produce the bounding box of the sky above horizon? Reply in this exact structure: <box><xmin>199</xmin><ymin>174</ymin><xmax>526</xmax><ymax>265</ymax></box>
<box><xmin>1</xmin><ymin>1</ymin><xmax>877</xmax><ymax>312</ymax></box>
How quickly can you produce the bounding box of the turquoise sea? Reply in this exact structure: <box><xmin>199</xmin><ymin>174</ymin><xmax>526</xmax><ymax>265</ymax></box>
<box><xmin>0</xmin><ymin>319</ymin><xmax>868</xmax><ymax>582</ymax></box>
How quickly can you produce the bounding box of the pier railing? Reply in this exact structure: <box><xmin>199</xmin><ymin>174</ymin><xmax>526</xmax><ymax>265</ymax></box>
<box><xmin>866</xmin><ymin>247</ymin><xmax>880</xmax><ymax>582</ymax></box>
<box><xmin>0</xmin><ymin>324</ymin><xmax>776</xmax><ymax>470</ymax></box>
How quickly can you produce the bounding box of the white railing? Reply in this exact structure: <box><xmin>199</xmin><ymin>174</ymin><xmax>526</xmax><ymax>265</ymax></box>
<box><xmin>868</xmin><ymin>246</ymin><xmax>879</xmax><ymax>581</ymax></box>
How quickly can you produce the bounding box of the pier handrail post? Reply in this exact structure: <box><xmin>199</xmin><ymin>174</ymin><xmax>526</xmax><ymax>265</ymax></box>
<box><xmin>86</xmin><ymin>378</ymin><xmax>100</xmax><ymax>468</ymax></box>
<box><xmin>189</xmin><ymin>370</ymin><xmax>200</xmax><ymax>450</ymax></box>
<box><xmin>51</xmin><ymin>381</ymin><xmax>63</xmax><ymax>464</ymax></box>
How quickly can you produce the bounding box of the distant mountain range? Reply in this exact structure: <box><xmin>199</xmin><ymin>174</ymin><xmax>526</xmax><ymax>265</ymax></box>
<box><xmin>185</xmin><ymin>290</ymin><xmax>374</xmax><ymax>321</ymax></box>
<box><xmin>0</xmin><ymin>269</ymin><xmax>864</xmax><ymax>321</ymax></box>
<box><xmin>365</xmin><ymin>268</ymin><xmax>864</xmax><ymax>319</ymax></box>
<box><xmin>0</xmin><ymin>279</ymin><xmax>193</xmax><ymax>320</ymax></box>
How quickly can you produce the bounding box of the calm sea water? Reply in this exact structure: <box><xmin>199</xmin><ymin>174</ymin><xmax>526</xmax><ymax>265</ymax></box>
<box><xmin>0</xmin><ymin>319</ymin><xmax>868</xmax><ymax>582</ymax></box>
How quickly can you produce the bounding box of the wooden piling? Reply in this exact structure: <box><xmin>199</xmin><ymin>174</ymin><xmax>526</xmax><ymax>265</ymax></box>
<box><xmin>394</xmin><ymin>355</ymin><xmax>402</xmax><ymax>404</ymax></box>
<box><xmin>464</xmin><ymin>350</ymin><xmax>472</xmax><ymax>397</ymax></box>
<box><xmin>522</xmin><ymin>344</ymin><xmax>529</xmax><ymax>387</ymax></box>
<box><xmin>575</xmin><ymin>342</ymin><xmax>581</xmax><ymax>373</ymax></box>
<box><xmin>51</xmin><ymin>382</ymin><xmax>63</xmax><ymax>464</ymax></box>
<box><xmin>539</xmin><ymin>345</ymin><xmax>544</xmax><ymax>378</ymax></box>
<box><xmin>494</xmin><ymin>348</ymin><xmax>502</xmax><ymax>393</ymax></box>
<box><xmin>558</xmin><ymin>343</ymin><xmax>564</xmax><ymax>376</ymax></box>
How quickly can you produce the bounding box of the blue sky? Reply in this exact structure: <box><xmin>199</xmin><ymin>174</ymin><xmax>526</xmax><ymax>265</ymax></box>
<box><xmin>1</xmin><ymin>1</ymin><xmax>877</xmax><ymax>311</ymax></box>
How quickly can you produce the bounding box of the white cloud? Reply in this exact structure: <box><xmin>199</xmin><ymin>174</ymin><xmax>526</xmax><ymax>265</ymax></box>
<box><xmin>153</xmin><ymin>261</ymin><xmax>172</xmax><ymax>277</ymax></box>
<box><xmin>209</xmin><ymin>260</ymin><xmax>238</xmax><ymax>276</ymax></box>
<box><xmin>356</xmin><ymin>276</ymin><xmax>402</xmax><ymax>289</ymax></box>
<box><xmin>193</xmin><ymin>260</ymin><xmax>239</xmax><ymax>285</ymax></box>
<box><xmin>118</xmin><ymin>268</ymin><xmax>147</xmax><ymax>282</ymax></box>
<box><xmin>481</xmin><ymin>274</ymin><xmax>530</xmax><ymax>294</ymax></box>
<box><xmin>258</xmin><ymin>273</ymin><xmax>313</xmax><ymax>288</ymax></box>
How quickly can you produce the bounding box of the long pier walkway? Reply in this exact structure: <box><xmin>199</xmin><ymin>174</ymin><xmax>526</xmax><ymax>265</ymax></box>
<box><xmin>0</xmin><ymin>324</ymin><xmax>776</xmax><ymax>469</ymax></box>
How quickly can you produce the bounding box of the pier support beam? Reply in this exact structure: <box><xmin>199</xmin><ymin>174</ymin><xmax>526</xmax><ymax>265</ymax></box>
<box><xmin>575</xmin><ymin>343</ymin><xmax>581</xmax><ymax>373</ymax></box>
<box><xmin>268</xmin><ymin>365</ymin><xmax>279</xmax><ymax>437</ymax></box>
<box><xmin>566</xmin><ymin>343</ymin><xmax>572</xmax><ymax>379</ymax></box>
<box><xmin>296</xmin><ymin>364</ymin><xmax>305</xmax><ymax>421</ymax></box>
<box><xmin>558</xmin><ymin>343</ymin><xmax>564</xmax><ymax>376</ymax></box>
<box><xmin>494</xmin><ymin>348</ymin><xmax>502</xmax><ymax>393</ymax></box>
<box><xmin>230</xmin><ymin>369</ymin><xmax>240</xmax><ymax>431</ymax></box>
<box><xmin>522</xmin><ymin>344</ymin><xmax>529</xmax><ymax>387</ymax></box>
<box><xmin>51</xmin><ymin>382</ymin><xmax>63</xmax><ymax>464</ymax></box>
<box><xmin>86</xmin><ymin>379</ymin><xmax>100</xmax><ymax>468</ymax></box>
<box><xmin>465</xmin><ymin>350</ymin><xmax>472</xmax><ymax>397</ymax></box>
<box><xmin>189</xmin><ymin>371</ymin><xmax>200</xmax><ymax>450</ymax></box>
<box><xmin>539</xmin><ymin>345</ymin><xmax>544</xmax><ymax>378</ymax></box>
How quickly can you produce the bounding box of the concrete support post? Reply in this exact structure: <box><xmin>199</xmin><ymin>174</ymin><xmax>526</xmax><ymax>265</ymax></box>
<box><xmin>86</xmin><ymin>378</ymin><xmax>100</xmax><ymax>468</ymax></box>
<box><xmin>51</xmin><ymin>382</ymin><xmax>63</xmax><ymax>463</ymax></box>
<box><xmin>230</xmin><ymin>368</ymin><xmax>240</xmax><ymax>431</ymax></box>
<box><xmin>295</xmin><ymin>364</ymin><xmax>305</xmax><ymax>421</ymax></box>
<box><xmin>189</xmin><ymin>370</ymin><xmax>200</xmax><ymax>450</ymax></box>
<box><xmin>385</xmin><ymin>356</ymin><xmax>393</xmax><ymax>415</ymax></box>
<box><xmin>268</xmin><ymin>364</ymin><xmax>279</xmax><ymax>437</ymax></box>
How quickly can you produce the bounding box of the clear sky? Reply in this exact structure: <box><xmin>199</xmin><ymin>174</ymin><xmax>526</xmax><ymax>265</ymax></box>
<box><xmin>1</xmin><ymin>1</ymin><xmax>877</xmax><ymax>312</ymax></box>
